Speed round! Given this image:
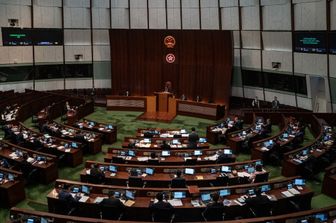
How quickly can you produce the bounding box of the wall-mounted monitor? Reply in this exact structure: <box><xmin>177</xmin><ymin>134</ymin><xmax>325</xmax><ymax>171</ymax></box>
<box><xmin>1</xmin><ymin>27</ymin><xmax>63</xmax><ymax>46</ymax></box>
<box><xmin>294</xmin><ymin>31</ymin><xmax>326</xmax><ymax>54</ymax></box>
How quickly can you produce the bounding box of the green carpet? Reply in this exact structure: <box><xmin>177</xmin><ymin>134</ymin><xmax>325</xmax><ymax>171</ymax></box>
<box><xmin>0</xmin><ymin>107</ymin><xmax>336</xmax><ymax>221</ymax></box>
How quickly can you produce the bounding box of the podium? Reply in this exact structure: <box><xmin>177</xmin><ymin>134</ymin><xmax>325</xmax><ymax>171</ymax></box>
<box><xmin>154</xmin><ymin>92</ymin><xmax>173</xmax><ymax>112</ymax></box>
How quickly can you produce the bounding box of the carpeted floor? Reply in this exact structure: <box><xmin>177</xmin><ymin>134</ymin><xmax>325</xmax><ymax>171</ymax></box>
<box><xmin>0</xmin><ymin>107</ymin><xmax>335</xmax><ymax>221</ymax></box>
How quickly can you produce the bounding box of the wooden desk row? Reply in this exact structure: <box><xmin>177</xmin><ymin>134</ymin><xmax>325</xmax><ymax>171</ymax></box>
<box><xmin>44</xmin><ymin>121</ymin><xmax>102</xmax><ymax>154</ymax></box>
<box><xmin>9</xmin><ymin>205</ymin><xmax>336</xmax><ymax>223</ymax></box>
<box><xmin>74</xmin><ymin>119</ymin><xmax>117</xmax><ymax>144</ymax></box>
<box><xmin>0</xmin><ymin>140</ymin><xmax>58</xmax><ymax>184</ymax></box>
<box><xmin>5</xmin><ymin>123</ymin><xmax>83</xmax><ymax>167</ymax></box>
<box><xmin>46</xmin><ymin>177</ymin><xmax>313</xmax><ymax>221</ymax></box>
<box><xmin>81</xmin><ymin>159</ymin><xmax>264</xmax><ymax>188</ymax></box>
<box><xmin>322</xmin><ymin>164</ymin><xmax>336</xmax><ymax>198</ymax></box>
<box><xmin>0</xmin><ymin>166</ymin><xmax>25</xmax><ymax>208</ymax></box>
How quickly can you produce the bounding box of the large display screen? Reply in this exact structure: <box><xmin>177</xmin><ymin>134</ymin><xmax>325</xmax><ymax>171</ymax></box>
<box><xmin>294</xmin><ymin>32</ymin><xmax>326</xmax><ymax>53</ymax></box>
<box><xmin>2</xmin><ymin>28</ymin><xmax>63</xmax><ymax>46</ymax></box>
<box><xmin>329</xmin><ymin>32</ymin><xmax>336</xmax><ymax>54</ymax></box>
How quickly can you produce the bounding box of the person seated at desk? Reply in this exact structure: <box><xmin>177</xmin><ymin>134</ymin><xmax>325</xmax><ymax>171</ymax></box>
<box><xmin>188</xmin><ymin>127</ymin><xmax>199</xmax><ymax>149</ymax></box>
<box><xmin>171</xmin><ymin>170</ymin><xmax>186</xmax><ymax>188</ymax></box>
<box><xmin>89</xmin><ymin>163</ymin><xmax>105</xmax><ymax>184</ymax></box>
<box><xmin>245</xmin><ymin>188</ymin><xmax>272</xmax><ymax>217</ymax></box>
<box><xmin>58</xmin><ymin>184</ymin><xmax>80</xmax><ymax>202</ymax></box>
<box><xmin>260</xmin><ymin>119</ymin><xmax>272</xmax><ymax>137</ymax></box>
<box><xmin>128</xmin><ymin>139</ymin><xmax>136</xmax><ymax>148</ymax></box>
<box><xmin>148</xmin><ymin>152</ymin><xmax>159</xmax><ymax>165</ymax></box>
<box><xmin>233</xmin><ymin>116</ymin><xmax>243</xmax><ymax>130</ymax></box>
<box><xmin>0</xmin><ymin>158</ymin><xmax>10</xmax><ymax>168</ymax></box>
<box><xmin>161</xmin><ymin>140</ymin><xmax>171</xmax><ymax>150</ymax></box>
<box><xmin>216</xmin><ymin>151</ymin><xmax>233</xmax><ymax>164</ymax></box>
<box><xmin>149</xmin><ymin>192</ymin><xmax>174</xmax><ymax>210</ymax></box>
<box><xmin>206</xmin><ymin>193</ymin><xmax>223</xmax><ymax>208</ymax></box>
<box><xmin>100</xmin><ymin>191</ymin><xmax>125</xmax><ymax>209</ymax></box>
<box><xmin>249</xmin><ymin>164</ymin><xmax>266</xmax><ymax>183</ymax></box>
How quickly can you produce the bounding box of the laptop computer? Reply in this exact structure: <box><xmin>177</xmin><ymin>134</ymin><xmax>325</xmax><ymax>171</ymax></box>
<box><xmin>199</xmin><ymin>138</ymin><xmax>207</xmax><ymax>143</ymax></box>
<box><xmin>109</xmin><ymin>165</ymin><xmax>117</xmax><ymax>173</ymax></box>
<box><xmin>81</xmin><ymin>185</ymin><xmax>90</xmax><ymax>195</ymax></box>
<box><xmin>294</xmin><ymin>179</ymin><xmax>306</xmax><ymax>186</ymax></box>
<box><xmin>221</xmin><ymin>166</ymin><xmax>231</xmax><ymax>173</ymax></box>
<box><xmin>260</xmin><ymin>185</ymin><xmax>271</xmax><ymax>192</ymax></box>
<box><xmin>161</xmin><ymin>150</ymin><xmax>170</xmax><ymax>157</ymax></box>
<box><xmin>223</xmin><ymin>149</ymin><xmax>232</xmax><ymax>155</ymax></box>
<box><xmin>185</xmin><ymin>168</ymin><xmax>195</xmax><ymax>175</ymax></box>
<box><xmin>201</xmin><ymin>193</ymin><xmax>211</xmax><ymax>204</ymax></box>
<box><xmin>145</xmin><ymin>168</ymin><xmax>154</xmax><ymax>175</ymax></box>
<box><xmin>219</xmin><ymin>189</ymin><xmax>231</xmax><ymax>197</ymax></box>
<box><xmin>194</xmin><ymin>150</ymin><xmax>202</xmax><ymax>156</ymax></box>
<box><xmin>172</xmin><ymin>191</ymin><xmax>186</xmax><ymax>199</ymax></box>
<box><xmin>125</xmin><ymin>190</ymin><xmax>135</xmax><ymax>200</ymax></box>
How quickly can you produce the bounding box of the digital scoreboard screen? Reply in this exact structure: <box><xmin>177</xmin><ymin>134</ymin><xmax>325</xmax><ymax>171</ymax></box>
<box><xmin>294</xmin><ymin>32</ymin><xmax>326</xmax><ymax>53</ymax></box>
<box><xmin>329</xmin><ymin>32</ymin><xmax>336</xmax><ymax>54</ymax></box>
<box><xmin>2</xmin><ymin>27</ymin><xmax>63</xmax><ymax>46</ymax></box>
<box><xmin>2</xmin><ymin>28</ymin><xmax>33</xmax><ymax>46</ymax></box>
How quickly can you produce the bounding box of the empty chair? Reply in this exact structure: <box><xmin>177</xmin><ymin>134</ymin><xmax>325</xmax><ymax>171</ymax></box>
<box><xmin>228</xmin><ymin>177</ymin><xmax>240</xmax><ymax>186</ymax></box>
<box><xmin>112</xmin><ymin>156</ymin><xmax>125</xmax><ymax>164</ymax></box>
<box><xmin>201</xmin><ymin>206</ymin><xmax>225</xmax><ymax>221</ymax></box>
<box><xmin>151</xmin><ymin>206</ymin><xmax>175</xmax><ymax>222</ymax></box>
<box><xmin>185</xmin><ymin>158</ymin><xmax>197</xmax><ymax>165</ymax></box>
<box><xmin>148</xmin><ymin>159</ymin><xmax>159</xmax><ymax>165</ymax></box>
<box><xmin>127</xmin><ymin>176</ymin><xmax>146</xmax><ymax>188</ymax></box>
<box><xmin>211</xmin><ymin>176</ymin><xmax>228</xmax><ymax>187</ymax></box>
<box><xmin>170</xmin><ymin>178</ymin><xmax>186</xmax><ymax>188</ymax></box>
<box><xmin>253</xmin><ymin>172</ymin><xmax>269</xmax><ymax>183</ymax></box>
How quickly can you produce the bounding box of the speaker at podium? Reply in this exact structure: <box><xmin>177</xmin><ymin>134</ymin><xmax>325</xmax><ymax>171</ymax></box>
<box><xmin>154</xmin><ymin>81</ymin><xmax>174</xmax><ymax>112</ymax></box>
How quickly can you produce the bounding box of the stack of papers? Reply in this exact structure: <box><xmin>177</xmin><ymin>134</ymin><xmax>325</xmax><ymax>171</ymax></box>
<box><xmin>281</xmin><ymin>191</ymin><xmax>294</xmax><ymax>197</ymax></box>
<box><xmin>261</xmin><ymin>147</ymin><xmax>269</xmax><ymax>151</ymax></box>
<box><xmin>191</xmin><ymin>200</ymin><xmax>202</xmax><ymax>207</ymax></box>
<box><xmin>168</xmin><ymin>199</ymin><xmax>183</xmax><ymax>207</ymax></box>
<box><xmin>137</xmin><ymin>157</ymin><xmax>149</xmax><ymax>161</ymax></box>
<box><xmin>237</xmin><ymin>172</ymin><xmax>250</xmax><ymax>177</ymax></box>
<box><xmin>79</xmin><ymin>195</ymin><xmax>89</xmax><ymax>203</ymax></box>
<box><xmin>288</xmin><ymin>188</ymin><xmax>300</xmax><ymax>195</ymax></box>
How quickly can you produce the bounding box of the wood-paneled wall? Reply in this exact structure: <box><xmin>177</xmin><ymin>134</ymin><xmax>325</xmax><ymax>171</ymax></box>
<box><xmin>110</xmin><ymin>29</ymin><xmax>232</xmax><ymax>105</ymax></box>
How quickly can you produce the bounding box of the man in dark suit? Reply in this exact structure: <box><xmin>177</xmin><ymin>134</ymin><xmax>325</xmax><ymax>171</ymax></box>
<box><xmin>245</xmin><ymin>188</ymin><xmax>272</xmax><ymax>217</ymax></box>
<box><xmin>206</xmin><ymin>193</ymin><xmax>223</xmax><ymax>208</ymax></box>
<box><xmin>100</xmin><ymin>191</ymin><xmax>125</xmax><ymax>209</ymax></box>
<box><xmin>149</xmin><ymin>192</ymin><xmax>173</xmax><ymax>209</ymax></box>
<box><xmin>58</xmin><ymin>184</ymin><xmax>80</xmax><ymax>204</ymax></box>
<box><xmin>171</xmin><ymin>170</ymin><xmax>186</xmax><ymax>188</ymax></box>
<box><xmin>161</xmin><ymin>140</ymin><xmax>171</xmax><ymax>150</ymax></box>
<box><xmin>188</xmin><ymin>127</ymin><xmax>199</xmax><ymax>148</ymax></box>
<box><xmin>90</xmin><ymin>164</ymin><xmax>105</xmax><ymax>184</ymax></box>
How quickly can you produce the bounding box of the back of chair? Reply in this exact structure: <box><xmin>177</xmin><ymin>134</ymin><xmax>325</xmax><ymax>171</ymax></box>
<box><xmin>100</xmin><ymin>205</ymin><xmax>124</xmax><ymax>220</ymax></box>
<box><xmin>112</xmin><ymin>156</ymin><xmax>125</xmax><ymax>164</ymax></box>
<box><xmin>202</xmin><ymin>206</ymin><xmax>225</xmax><ymax>221</ymax></box>
<box><xmin>254</xmin><ymin>172</ymin><xmax>269</xmax><ymax>183</ymax></box>
<box><xmin>171</xmin><ymin>178</ymin><xmax>186</xmax><ymax>188</ymax></box>
<box><xmin>128</xmin><ymin>176</ymin><xmax>144</xmax><ymax>187</ymax></box>
<box><xmin>148</xmin><ymin>159</ymin><xmax>159</xmax><ymax>165</ymax></box>
<box><xmin>185</xmin><ymin>158</ymin><xmax>197</xmax><ymax>165</ymax></box>
<box><xmin>151</xmin><ymin>207</ymin><xmax>175</xmax><ymax>222</ymax></box>
<box><xmin>214</xmin><ymin>176</ymin><xmax>228</xmax><ymax>186</ymax></box>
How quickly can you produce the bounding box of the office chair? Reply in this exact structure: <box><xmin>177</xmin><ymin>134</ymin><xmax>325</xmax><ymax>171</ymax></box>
<box><xmin>201</xmin><ymin>206</ymin><xmax>225</xmax><ymax>221</ymax></box>
<box><xmin>127</xmin><ymin>176</ymin><xmax>146</xmax><ymax>188</ymax></box>
<box><xmin>112</xmin><ymin>156</ymin><xmax>125</xmax><ymax>164</ymax></box>
<box><xmin>151</xmin><ymin>207</ymin><xmax>175</xmax><ymax>223</ymax></box>
<box><xmin>248</xmin><ymin>204</ymin><xmax>272</xmax><ymax>217</ymax></box>
<box><xmin>228</xmin><ymin>177</ymin><xmax>240</xmax><ymax>186</ymax></box>
<box><xmin>86</xmin><ymin>173</ymin><xmax>105</xmax><ymax>184</ymax></box>
<box><xmin>148</xmin><ymin>159</ymin><xmax>159</xmax><ymax>165</ymax></box>
<box><xmin>54</xmin><ymin>199</ymin><xmax>78</xmax><ymax>216</ymax></box>
<box><xmin>170</xmin><ymin>178</ymin><xmax>187</xmax><ymax>188</ymax></box>
<box><xmin>210</xmin><ymin>176</ymin><xmax>228</xmax><ymax>187</ymax></box>
<box><xmin>185</xmin><ymin>158</ymin><xmax>197</xmax><ymax>165</ymax></box>
<box><xmin>254</xmin><ymin>172</ymin><xmax>269</xmax><ymax>183</ymax></box>
<box><xmin>100</xmin><ymin>206</ymin><xmax>124</xmax><ymax>220</ymax></box>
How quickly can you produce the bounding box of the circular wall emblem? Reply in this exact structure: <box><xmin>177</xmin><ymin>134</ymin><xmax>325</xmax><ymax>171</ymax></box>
<box><xmin>166</xmin><ymin>53</ymin><xmax>176</xmax><ymax>63</ymax></box>
<box><xmin>164</xmin><ymin>35</ymin><xmax>176</xmax><ymax>48</ymax></box>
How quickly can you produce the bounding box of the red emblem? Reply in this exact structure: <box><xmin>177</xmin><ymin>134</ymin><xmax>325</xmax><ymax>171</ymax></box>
<box><xmin>164</xmin><ymin>35</ymin><xmax>176</xmax><ymax>48</ymax></box>
<box><xmin>166</xmin><ymin>53</ymin><xmax>175</xmax><ymax>63</ymax></box>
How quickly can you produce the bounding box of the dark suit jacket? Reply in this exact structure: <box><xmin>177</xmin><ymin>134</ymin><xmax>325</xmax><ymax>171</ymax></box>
<box><xmin>245</xmin><ymin>195</ymin><xmax>272</xmax><ymax>216</ymax></box>
<box><xmin>58</xmin><ymin>190</ymin><xmax>78</xmax><ymax>204</ymax></box>
<box><xmin>188</xmin><ymin>132</ymin><xmax>199</xmax><ymax>148</ymax></box>
<box><xmin>171</xmin><ymin>177</ymin><xmax>186</xmax><ymax>188</ymax></box>
<box><xmin>149</xmin><ymin>201</ymin><xmax>174</xmax><ymax>210</ymax></box>
<box><xmin>100</xmin><ymin>197</ymin><xmax>125</xmax><ymax>209</ymax></box>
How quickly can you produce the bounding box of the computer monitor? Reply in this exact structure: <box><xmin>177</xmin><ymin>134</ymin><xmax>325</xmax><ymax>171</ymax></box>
<box><xmin>173</xmin><ymin>191</ymin><xmax>186</xmax><ymax>199</ymax></box>
<box><xmin>8</xmin><ymin>174</ymin><xmax>14</xmax><ymax>181</ymax></box>
<box><xmin>260</xmin><ymin>185</ymin><xmax>271</xmax><ymax>192</ymax></box>
<box><xmin>315</xmin><ymin>213</ymin><xmax>328</xmax><ymax>221</ymax></box>
<box><xmin>0</xmin><ymin>173</ymin><xmax>3</xmax><ymax>179</ymax></box>
<box><xmin>172</xmin><ymin>139</ymin><xmax>179</xmax><ymax>144</ymax></box>
<box><xmin>219</xmin><ymin>189</ymin><xmax>231</xmax><ymax>197</ymax></box>
<box><xmin>298</xmin><ymin>220</ymin><xmax>308</xmax><ymax>223</ymax></box>
<box><xmin>248</xmin><ymin>189</ymin><xmax>255</xmax><ymax>196</ymax></box>
<box><xmin>40</xmin><ymin>217</ymin><xmax>48</xmax><ymax>223</ymax></box>
<box><xmin>125</xmin><ymin>190</ymin><xmax>135</xmax><ymax>200</ymax></box>
<box><xmin>109</xmin><ymin>165</ymin><xmax>117</xmax><ymax>173</ymax></box>
<box><xmin>145</xmin><ymin>168</ymin><xmax>154</xmax><ymax>175</ymax></box>
<box><xmin>81</xmin><ymin>185</ymin><xmax>90</xmax><ymax>195</ymax></box>
<box><xmin>26</xmin><ymin>219</ymin><xmax>35</xmax><ymax>223</ymax></box>
<box><xmin>143</xmin><ymin>138</ymin><xmax>151</xmax><ymax>143</ymax></box>
<box><xmin>72</xmin><ymin>187</ymin><xmax>80</xmax><ymax>193</ymax></box>
<box><xmin>128</xmin><ymin>150</ymin><xmax>136</xmax><ymax>157</ymax></box>
<box><xmin>294</xmin><ymin>179</ymin><xmax>306</xmax><ymax>186</ymax></box>
<box><xmin>223</xmin><ymin>149</ymin><xmax>232</xmax><ymax>155</ymax></box>
<box><xmin>185</xmin><ymin>168</ymin><xmax>195</xmax><ymax>175</ymax></box>
<box><xmin>99</xmin><ymin>166</ymin><xmax>105</xmax><ymax>172</ymax></box>
<box><xmin>287</xmin><ymin>183</ymin><xmax>293</xmax><ymax>189</ymax></box>
<box><xmin>120</xmin><ymin>151</ymin><xmax>126</xmax><ymax>156</ymax></box>
<box><xmin>210</xmin><ymin>168</ymin><xmax>217</xmax><ymax>174</ymax></box>
<box><xmin>161</xmin><ymin>150</ymin><xmax>170</xmax><ymax>157</ymax></box>
<box><xmin>283</xmin><ymin>133</ymin><xmax>289</xmax><ymax>138</ymax></box>
<box><xmin>194</xmin><ymin>150</ymin><xmax>202</xmax><ymax>156</ymax></box>
<box><xmin>107</xmin><ymin>124</ymin><xmax>113</xmax><ymax>129</ymax></box>
<box><xmin>199</xmin><ymin>138</ymin><xmax>207</xmax><ymax>143</ymax></box>
<box><xmin>247</xmin><ymin>167</ymin><xmax>255</xmax><ymax>174</ymax></box>
<box><xmin>180</xmin><ymin>129</ymin><xmax>187</xmax><ymax>134</ymax></box>
<box><xmin>114</xmin><ymin>191</ymin><xmax>121</xmax><ymax>198</ymax></box>
<box><xmin>71</xmin><ymin>142</ymin><xmax>78</xmax><ymax>148</ymax></box>
<box><xmin>201</xmin><ymin>193</ymin><xmax>211</xmax><ymax>202</ymax></box>
<box><xmin>255</xmin><ymin>160</ymin><xmax>263</xmax><ymax>166</ymax></box>
<box><xmin>302</xmin><ymin>149</ymin><xmax>308</xmax><ymax>156</ymax></box>
<box><xmin>264</xmin><ymin>141</ymin><xmax>271</xmax><ymax>147</ymax></box>
<box><xmin>221</xmin><ymin>166</ymin><xmax>231</xmax><ymax>173</ymax></box>
<box><xmin>89</xmin><ymin>122</ymin><xmax>95</xmax><ymax>126</ymax></box>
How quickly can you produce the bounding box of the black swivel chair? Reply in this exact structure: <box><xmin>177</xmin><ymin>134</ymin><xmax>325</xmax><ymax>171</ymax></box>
<box><xmin>151</xmin><ymin>207</ymin><xmax>175</xmax><ymax>223</ymax></box>
<box><xmin>201</xmin><ymin>206</ymin><xmax>225</xmax><ymax>221</ymax></box>
<box><xmin>112</xmin><ymin>156</ymin><xmax>126</xmax><ymax>164</ymax></box>
<box><xmin>170</xmin><ymin>178</ymin><xmax>187</xmax><ymax>188</ymax></box>
<box><xmin>248</xmin><ymin>203</ymin><xmax>272</xmax><ymax>217</ymax></box>
<box><xmin>127</xmin><ymin>176</ymin><xmax>146</xmax><ymax>188</ymax></box>
<box><xmin>228</xmin><ymin>177</ymin><xmax>240</xmax><ymax>186</ymax></box>
<box><xmin>254</xmin><ymin>172</ymin><xmax>269</xmax><ymax>183</ymax></box>
<box><xmin>148</xmin><ymin>159</ymin><xmax>159</xmax><ymax>165</ymax></box>
<box><xmin>185</xmin><ymin>158</ymin><xmax>197</xmax><ymax>165</ymax></box>
<box><xmin>100</xmin><ymin>206</ymin><xmax>124</xmax><ymax>220</ymax></box>
<box><xmin>211</xmin><ymin>176</ymin><xmax>228</xmax><ymax>187</ymax></box>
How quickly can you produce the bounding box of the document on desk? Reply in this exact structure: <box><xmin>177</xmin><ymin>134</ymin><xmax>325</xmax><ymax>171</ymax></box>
<box><xmin>237</xmin><ymin>172</ymin><xmax>250</xmax><ymax>178</ymax></box>
<box><xmin>261</xmin><ymin>147</ymin><xmax>269</xmax><ymax>151</ymax></box>
<box><xmin>137</xmin><ymin>157</ymin><xmax>149</xmax><ymax>161</ymax></box>
<box><xmin>288</xmin><ymin>188</ymin><xmax>300</xmax><ymax>195</ymax></box>
<box><xmin>124</xmin><ymin>200</ymin><xmax>135</xmax><ymax>207</ymax></box>
<box><xmin>191</xmin><ymin>200</ymin><xmax>202</xmax><ymax>207</ymax></box>
<box><xmin>94</xmin><ymin>197</ymin><xmax>107</xmax><ymax>203</ymax></box>
<box><xmin>196</xmin><ymin>175</ymin><xmax>204</xmax><ymax>180</ymax></box>
<box><xmin>168</xmin><ymin>199</ymin><xmax>183</xmax><ymax>207</ymax></box>
<box><xmin>79</xmin><ymin>196</ymin><xmax>89</xmax><ymax>203</ymax></box>
<box><xmin>281</xmin><ymin>191</ymin><xmax>294</xmax><ymax>197</ymax></box>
